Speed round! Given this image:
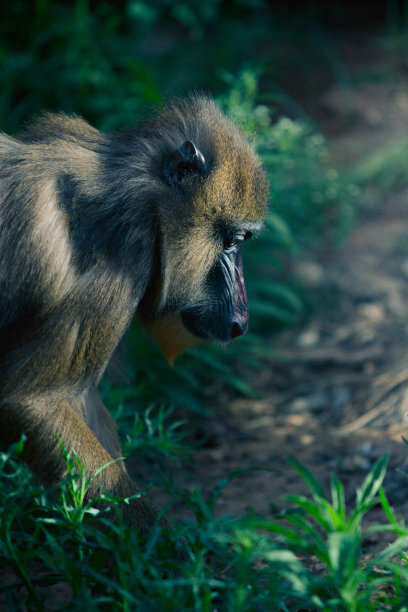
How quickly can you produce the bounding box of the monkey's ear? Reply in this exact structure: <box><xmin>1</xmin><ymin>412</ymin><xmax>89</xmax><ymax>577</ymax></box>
<box><xmin>163</xmin><ymin>140</ymin><xmax>206</xmax><ymax>186</ymax></box>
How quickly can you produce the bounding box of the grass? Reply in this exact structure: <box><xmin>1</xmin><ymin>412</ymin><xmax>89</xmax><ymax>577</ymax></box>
<box><xmin>2</xmin><ymin>440</ymin><xmax>408</xmax><ymax>610</ymax></box>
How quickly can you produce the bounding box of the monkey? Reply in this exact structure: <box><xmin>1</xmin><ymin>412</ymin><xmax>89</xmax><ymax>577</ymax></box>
<box><xmin>0</xmin><ymin>95</ymin><xmax>268</xmax><ymax>532</ymax></box>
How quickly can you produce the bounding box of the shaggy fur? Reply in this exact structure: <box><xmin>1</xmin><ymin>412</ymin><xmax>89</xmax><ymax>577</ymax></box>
<box><xmin>0</xmin><ymin>96</ymin><xmax>268</xmax><ymax>530</ymax></box>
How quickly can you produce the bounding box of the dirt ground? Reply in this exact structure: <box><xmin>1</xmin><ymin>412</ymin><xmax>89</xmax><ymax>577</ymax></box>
<box><xmin>147</xmin><ymin>31</ymin><xmax>408</xmax><ymax>537</ymax></box>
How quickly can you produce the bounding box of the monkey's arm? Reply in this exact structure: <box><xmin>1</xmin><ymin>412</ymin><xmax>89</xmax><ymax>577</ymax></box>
<box><xmin>0</xmin><ymin>396</ymin><xmax>156</xmax><ymax>533</ymax></box>
<box><xmin>0</xmin><ymin>268</ymin><xmax>159</xmax><ymax>522</ymax></box>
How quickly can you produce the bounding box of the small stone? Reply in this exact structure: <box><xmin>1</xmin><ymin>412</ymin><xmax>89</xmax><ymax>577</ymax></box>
<box><xmin>357</xmin><ymin>303</ymin><xmax>384</xmax><ymax>323</ymax></box>
<box><xmin>295</xmin><ymin>261</ymin><xmax>324</xmax><ymax>287</ymax></box>
<box><xmin>296</xmin><ymin>328</ymin><xmax>320</xmax><ymax>347</ymax></box>
<box><xmin>288</xmin><ymin>398</ymin><xmax>309</xmax><ymax>413</ymax></box>
<box><xmin>286</xmin><ymin>414</ymin><xmax>307</xmax><ymax>426</ymax></box>
<box><xmin>340</xmin><ymin>455</ymin><xmax>371</xmax><ymax>471</ymax></box>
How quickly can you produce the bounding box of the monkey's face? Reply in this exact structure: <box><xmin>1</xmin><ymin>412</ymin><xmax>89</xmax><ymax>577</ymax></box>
<box><xmin>144</xmin><ymin>132</ymin><xmax>268</xmax><ymax>364</ymax></box>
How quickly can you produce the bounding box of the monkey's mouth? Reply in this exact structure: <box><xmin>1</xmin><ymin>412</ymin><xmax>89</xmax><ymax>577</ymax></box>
<box><xmin>180</xmin><ymin>309</ymin><xmax>247</xmax><ymax>342</ymax></box>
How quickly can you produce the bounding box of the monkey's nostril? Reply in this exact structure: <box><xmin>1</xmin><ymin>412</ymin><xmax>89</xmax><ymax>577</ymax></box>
<box><xmin>231</xmin><ymin>321</ymin><xmax>247</xmax><ymax>339</ymax></box>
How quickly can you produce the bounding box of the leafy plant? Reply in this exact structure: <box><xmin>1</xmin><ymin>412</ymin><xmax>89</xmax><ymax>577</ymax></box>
<box><xmin>1</xmin><ymin>440</ymin><xmax>408</xmax><ymax>610</ymax></box>
<box><xmin>222</xmin><ymin>68</ymin><xmax>360</xmax><ymax>247</ymax></box>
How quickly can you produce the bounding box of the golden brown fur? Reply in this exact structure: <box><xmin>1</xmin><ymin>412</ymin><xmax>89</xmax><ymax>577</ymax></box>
<box><xmin>0</xmin><ymin>96</ymin><xmax>268</xmax><ymax>530</ymax></box>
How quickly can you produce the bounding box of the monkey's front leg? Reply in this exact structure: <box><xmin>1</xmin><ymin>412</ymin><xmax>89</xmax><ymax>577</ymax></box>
<box><xmin>1</xmin><ymin>398</ymin><xmax>157</xmax><ymax>534</ymax></box>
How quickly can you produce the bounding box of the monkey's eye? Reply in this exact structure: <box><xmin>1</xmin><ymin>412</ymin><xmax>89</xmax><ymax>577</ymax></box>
<box><xmin>223</xmin><ymin>230</ymin><xmax>254</xmax><ymax>251</ymax></box>
<box><xmin>223</xmin><ymin>231</ymin><xmax>253</xmax><ymax>251</ymax></box>
<box><xmin>223</xmin><ymin>236</ymin><xmax>240</xmax><ymax>250</ymax></box>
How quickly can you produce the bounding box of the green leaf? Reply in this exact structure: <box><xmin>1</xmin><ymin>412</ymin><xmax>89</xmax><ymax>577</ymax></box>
<box><xmin>330</xmin><ymin>472</ymin><xmax>346</xmax><ymax>524</ymax></box>
<box><xmin>285</xmin><ymin>456</ymin><xmax>326</xmax><ymax>500</ymax></box>
<box><xmin>355</xmin><ymin>454</ymin><xmax>389</xmax><ymax>511</ymax></box>
<box><xmin>378</xmin><ymin>485</ymin><xmax>398</xmax><ymax>525</ymax></box>
<box><xmin>327</xmin><ymin>531</ymin><xmax>361</xmax><ymax>578</ymax></box>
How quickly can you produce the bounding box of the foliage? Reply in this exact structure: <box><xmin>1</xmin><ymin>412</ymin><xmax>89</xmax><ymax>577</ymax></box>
<box><xmin>0</xmin><ymin>0</ymin><xmax>269</xmax><ymax>132</ymax></box>
<box><xmin>350</xmin><ymin>137</ymin><xmax>408</xmax><ymax>193</ymax></box>
<box><xmin>1</xmin><ymin>441</ymin><xmax>408</xmax><ymax>611</ymax></box>
<box><xmin>0</xmin><ymin>1</ymin><xmax>364</xmax><ymax>133</ymax></box>
<box><xmin>221</xmin><ymin>69</ymin><xmax>360</xmax><ymax>246</ymax></box>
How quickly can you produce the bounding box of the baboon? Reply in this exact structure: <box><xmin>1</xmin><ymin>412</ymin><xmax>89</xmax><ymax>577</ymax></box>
<box><xmin>0</xmin><ymin>96</ymin><xmax>268</xmax><ymax>531</ymax></box>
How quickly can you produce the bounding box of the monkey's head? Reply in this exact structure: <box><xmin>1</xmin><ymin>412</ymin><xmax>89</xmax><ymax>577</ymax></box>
<box><xmin>138</xmin><ymin>96</ymin><xmax>269</xmax><ymax>364</ymax></box>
